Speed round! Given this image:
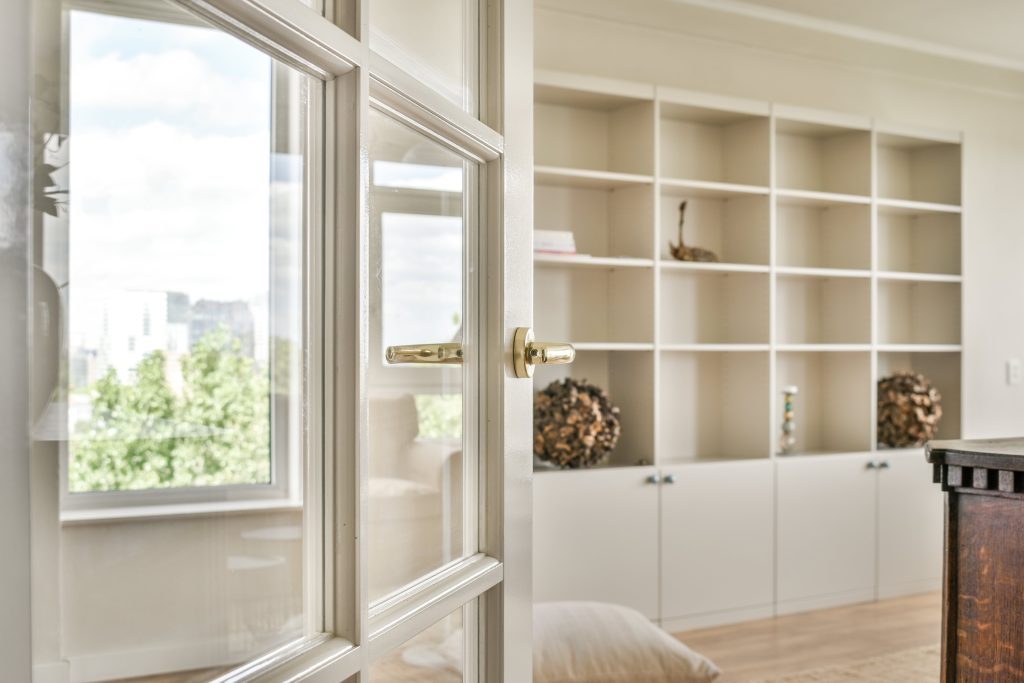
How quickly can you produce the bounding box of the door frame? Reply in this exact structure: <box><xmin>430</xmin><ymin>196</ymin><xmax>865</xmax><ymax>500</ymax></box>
<box><xmin>18</xmin><ymin>0</ymin><xmax>534</xmax><ymax>680</ymax></box>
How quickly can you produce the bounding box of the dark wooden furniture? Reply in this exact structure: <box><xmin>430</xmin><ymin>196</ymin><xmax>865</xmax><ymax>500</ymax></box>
<box><xmin>928</xmin><ymin>438</ymin><xmax>1024</xmax><ymax>682</ymax></box>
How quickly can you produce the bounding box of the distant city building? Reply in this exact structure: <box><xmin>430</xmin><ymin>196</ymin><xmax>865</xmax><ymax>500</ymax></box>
<box><xmin>189</xmin><ymin>299</ymin><xmax>256</xmax><ymax>357</ymax></box>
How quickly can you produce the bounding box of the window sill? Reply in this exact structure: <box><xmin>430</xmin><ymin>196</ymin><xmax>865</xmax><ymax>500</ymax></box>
<box><xmin>60</xmin><ymin>497</ymin><xmax>303</xmax><ymax>525</ymax></box>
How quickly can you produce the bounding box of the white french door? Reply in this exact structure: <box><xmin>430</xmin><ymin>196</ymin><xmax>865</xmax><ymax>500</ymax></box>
<box><xmin>20</xmin><ymin>0</ymin><xmax>535</xmax><ymax>681</ymax></box>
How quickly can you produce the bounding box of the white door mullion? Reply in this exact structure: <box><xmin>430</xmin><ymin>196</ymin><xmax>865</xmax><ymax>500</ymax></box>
<box><xmin>179</xmin><ymin>0</ymin><xmax>364</xmax><ymax>78</ymax></box>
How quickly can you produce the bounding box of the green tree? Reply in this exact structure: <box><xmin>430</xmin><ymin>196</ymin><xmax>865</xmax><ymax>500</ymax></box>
<box><xmin>70</xmin><ymin>328</ymin><xmax>271</xmax><ymax>492</ymax></box>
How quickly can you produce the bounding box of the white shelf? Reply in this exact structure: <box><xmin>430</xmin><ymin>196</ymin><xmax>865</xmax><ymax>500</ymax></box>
<box><xmin>662</xmin><ymin>343</ymin><xmax>771</xmax><ymax>352</ymax></box>
<box><xmin>535</xmin><ymin>165</ymin><xmax>653</xmax><ymax>190</ymax></box>
<box><xmin>660</xmin><ymin>178</ymin><xmax>769</xmax><ymax>198</ymax></box>
<box><xmin>776</xmin><ymin>266</ymin><xmax>871</xmax><ymax>279</ymax></box>
<box><xmin>776</xmin><ymin>344</ymin><xmax>872</xmax><ymax>352</ymax></box>
<box><xmin>572</xmin><ymin>342</ymin><xmax>655</xmax><ymax>352</ymax></box>
<box><xmin>535</xmin><ymin>254</ymin><xmax>654</xmax><ymax>269</ymax></box>
<box><xmin>877</xmin><ymin>198</ymin><xmax>961</xmax><ymax>215</ymax></box>
<box><xmin>877</xmin><ymin>344</ymin><xmax>962</xmax><ymax>353</ymax></box>
<box><xmin>876</xmin><ymin>271</ymin><xmax>962</xmax><ymax>283</ymax></box>
<box><xmin>531</xmin><ymin>74</ymin><xmax>963</xmax><ymax>470</ymax></box>
<box><xmin>775</xmin><ymin>189</ymin><xmax>870</xmax><ymax>206</ymax></box>
<box><xmin>659</xmin><ymin>261</ymin><xmax>769</xmax><ymax>274</ymax></box>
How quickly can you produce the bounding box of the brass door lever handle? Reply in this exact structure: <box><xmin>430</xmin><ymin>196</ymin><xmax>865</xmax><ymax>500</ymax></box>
<box><xmin>513</xmin><ymin>327</ymin><xmax>575</xmax><ymax>378</ymax></box>
<box><xmin>385</xmin><ymin>342</ymin><xmax>464</xmax><ymax>365</ymax></box>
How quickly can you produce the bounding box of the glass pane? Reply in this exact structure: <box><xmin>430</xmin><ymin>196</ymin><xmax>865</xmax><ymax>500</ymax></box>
<box><xmin>370</xmin><ymin>606</ymin><xmax>465</xmax><ymax>682</ymax></box>
<box><xmin>367</xmin><ymin>109</ymin><xmax>476</xmax><ymax>601</ymax></box>
<box><xmin>370</xmin><ymin>0</ymin><xmax>478</xmax><ymax>114</ymax></box>
<box><xmin>38</xmin><ymin>2</ymin><xmax>311</xmax><ymax>678</ymax></box>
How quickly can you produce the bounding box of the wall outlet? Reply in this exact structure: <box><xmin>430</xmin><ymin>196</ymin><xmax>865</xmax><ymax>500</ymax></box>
<box><xmin>1008</xmin><ymin>359</ymin><xmax>1022</xmax><ymax>386</ymax></box>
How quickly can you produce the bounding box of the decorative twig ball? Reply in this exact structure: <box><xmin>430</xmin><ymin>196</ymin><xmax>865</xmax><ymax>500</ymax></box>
<box><xmin>877</xmin><ymin>371</ymin><xmax>943</xmax><ymax>448</ymax></box>
<box><xmin>534</xmin><ymin>378</ymin><xmax>621</xmax><ymax>468</ymax></box>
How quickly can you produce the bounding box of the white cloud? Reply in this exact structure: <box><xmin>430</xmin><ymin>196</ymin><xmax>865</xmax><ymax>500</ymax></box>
<box><xmin>71</xmin><ymin>48</ymin><xmax>269</xmax><ymax>131</ymax></box>
<box><xmin>68</xmin><ymin>121</ymin><xmax>283</xmax><ymax>302</ymax></box>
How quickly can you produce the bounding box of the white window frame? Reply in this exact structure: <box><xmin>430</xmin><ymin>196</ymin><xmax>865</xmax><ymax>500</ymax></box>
<box><xmin>56</xmin><ymin>0</ymin><xmax>320</xmax><ymax>520</ymax></box>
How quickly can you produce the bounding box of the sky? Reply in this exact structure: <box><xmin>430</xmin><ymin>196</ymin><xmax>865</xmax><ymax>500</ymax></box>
<box><xmin>68</xmin><ymin>9</ymin><xmax>279</xmax><ymax>305</ymax></box>
<box><xmin>68</xmin><ymin>8</ymin><xmax>469</xmax><ymax>359</ymax></box>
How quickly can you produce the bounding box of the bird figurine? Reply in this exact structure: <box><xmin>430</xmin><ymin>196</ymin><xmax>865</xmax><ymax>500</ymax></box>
<box><xmin>668</xmin><ymin>200</ymin><xmax>719</xmax><ymax>262</ymax></box>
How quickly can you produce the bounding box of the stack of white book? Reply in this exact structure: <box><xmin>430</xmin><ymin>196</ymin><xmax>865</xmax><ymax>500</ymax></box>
<box><xmin>534</xmin><ymin>230</ymin><xmax>577</xmax><ymax>255</ymax></box>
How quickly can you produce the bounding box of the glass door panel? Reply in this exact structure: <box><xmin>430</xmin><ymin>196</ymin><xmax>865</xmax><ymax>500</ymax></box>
<box><xmin>369</xmin><ymin>0</ymin><xmax>479</xmax><ymax>115</ymax></box>
<box><xmin>367</xmin><ymin>108</ymin><xmax>477</xmax><ymax>602</ymax></box>
<box><xmin>369</xmin><ymin>605</ymin><xmax>467</xmax><ymax>681</ymax></box>
<box><xmin>41</xmin><ymin>2</ymin><xmax>316</xmax><ymax>679</ymax></box>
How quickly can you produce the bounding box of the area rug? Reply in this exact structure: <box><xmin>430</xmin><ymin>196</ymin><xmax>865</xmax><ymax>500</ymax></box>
<box><xmin>753</xmin><ymin>644</ymin><xmax>939</xmax><ymax>682</ymax></box>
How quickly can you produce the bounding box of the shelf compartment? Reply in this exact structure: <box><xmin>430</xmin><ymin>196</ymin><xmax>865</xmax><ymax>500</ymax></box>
<box><xmin>659</xmin><ymin>189</ymin><xmax>769</xmax><ymax>266</ymax></box>
<box><xmin>775</xmin><ymin>120</ymin><xmax>871</xmax><ymax>198</ymax></box>
<box><xmin>659</xmin><ymin>351</ymin><xmax>770</xmax><ymax>462</ymax></box>
<box><xmin>877</xmin><ymin>133</ymin><xmax>961</xmax><ymax>206</ymax></box>
<box><xmin>776</xmin><ymin>351</ymin><xmax>872</xmax><ymax>455</ymax></box>
<box><xmin>535</xmin><ymin>266</ymin><xmax>653</xmax><ymax>345</ymax></box>
<box><xmin>659</xmin><ymin>102</ymin><xmax>770</xmax><ymax>187</ymax></box>
<box><xmin>535</xmin><ymin>349</ymin><xmax>655</xmax><ymax>468</ymax></box>
<box><xmin>877</xmin><ymin>351</ymin><xmax>961</xmax><ymax>442</ymax></box>
<box><xmin>535</xmin><ymin>83</ymin><xmax>654</xmax><ymax>176</ymax></box>
<box><xmin>535</xmin><ymin>182</ymin><xmax>653</xmax><ymax>259</ymax></box>
<box><xmin>777</xmin><ymin>200</ymin><xmax>870</xmax><ymax>270</ymax></box>
<box><xmin>877</xmin><ymin>280</ymin><xmax>961</xmax><ymax>345</ymax></box>
<box><xmin>776</xmin><ymin>275</ymin><xmax>870</xmax><ymax>345</ymax></box>
<box><xmin>878</xmin><ymin>206</ymin><xmax>960</xmax><ymax>276</ymax></box>
<box><xmin>660</xmin><ymin>269</ymin><xmax>770</xmax><ymax>345</ymax></box>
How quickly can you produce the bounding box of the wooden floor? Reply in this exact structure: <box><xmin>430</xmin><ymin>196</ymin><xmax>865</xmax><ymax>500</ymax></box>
<box><xmin>673</xmin><ymin>593</ymin><xmax>942</xmax><ymax>682</ymax></box>
<box><xmin>118</xmin><ymin>593</ymin><xmax>941</xmax><ymax>683</ymax></box>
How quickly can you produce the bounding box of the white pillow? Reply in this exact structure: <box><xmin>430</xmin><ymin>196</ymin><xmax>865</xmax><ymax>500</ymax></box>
<box><xmin>534</xmin><ymin>602</ymin><xmax>720</xmax><ymax>683</ymax></box>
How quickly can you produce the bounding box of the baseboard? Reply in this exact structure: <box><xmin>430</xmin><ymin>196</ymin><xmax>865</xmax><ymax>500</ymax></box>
<box><xmin>776</xmin><ymin>588</ymin><xmax>876</xmax><ymax>616</ymax></box>
<box><xmin>68</xmin><ymin>640</ymin><xmax>241</xmax><ymax>683</ymax></box>
<box><xmin>878</xmin><ymin>577</ymin><xmax>941</xmax><ymax>600</ymax></box>
<box><xmin>661</xmin><ymin>604</ymin><xmax>775</xmax><ymax>633</ymax></box>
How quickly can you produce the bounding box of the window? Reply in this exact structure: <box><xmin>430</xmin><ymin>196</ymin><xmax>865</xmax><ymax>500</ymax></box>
<box><xmin>61</xmin><ymin>6</ymin><xmax>306</xmax><ymax>507</ymax></box>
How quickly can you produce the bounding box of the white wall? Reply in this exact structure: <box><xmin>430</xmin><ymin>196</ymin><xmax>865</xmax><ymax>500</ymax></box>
<box><xmin>536</xmin><ymin>7</ymin><xmax>1024</xmax><ymax>439</ymax></box>
<box><xmin>61</xmin><ymin>510</ymin><xmax>304</xmax><ymax>681</ymax></box>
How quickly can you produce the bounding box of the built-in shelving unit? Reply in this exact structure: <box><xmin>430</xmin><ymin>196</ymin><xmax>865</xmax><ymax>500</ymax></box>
<box><xmin>532</xmin><ymin>71</ymin><xmax>964</xmax><ymax>467</ymax></box>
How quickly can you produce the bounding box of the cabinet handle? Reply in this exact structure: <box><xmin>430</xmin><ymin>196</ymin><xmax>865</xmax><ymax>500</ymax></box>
<box><xmin>646</xmin><ymin>474</ymin><xmax>661</xmax><ymax>485</ymax></box>
<box><xmin>878</xmin><ymin>460</ymin><xmax>891</xmax><ymax>470</ymax></box>
<box><xmin>663</xmin><ymin>474</ymin><xmax>677</xmax><ymax>484</ymax></box>
<box><xmin>865</xmin><ymin>460</ymin><xmax>878</xmax><ymax>470</ymax></box>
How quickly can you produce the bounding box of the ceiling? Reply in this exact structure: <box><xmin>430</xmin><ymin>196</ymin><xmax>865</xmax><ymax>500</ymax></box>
<box><xmin>715</xmin><ymin>0</ymin><xmax>1024</xmax><ymax>70</ymax></box>
<box><xmin>536</xmin><ymin>0</ymin><xmax>1024</xmax><ymax>94</ymax></box>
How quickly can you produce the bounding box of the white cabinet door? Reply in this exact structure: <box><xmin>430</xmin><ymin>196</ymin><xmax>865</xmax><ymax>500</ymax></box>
<box><xmin>533</xmin><ymin>467</ymin><xmax>660</xmax><ymax>618</ymax></box>
<box><xmin>660</xmin><ymin>460</ymin><xmax>774</xmax><ymax>631</ymax></box>
<box><xmin>877</xmin><ymin>449</ymin><xmax>944</xmax><ymax>597</ymax></box>
<box><xmin>777</xmin><ymin>454</ymin><xmax>877</xmax><ymax>613</ymax></box>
